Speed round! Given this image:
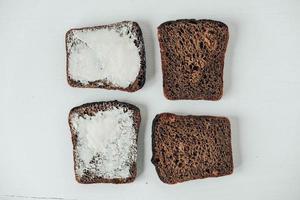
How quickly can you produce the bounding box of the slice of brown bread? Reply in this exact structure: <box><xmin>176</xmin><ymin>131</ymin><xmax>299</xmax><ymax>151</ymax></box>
<box><xmin>68</xmin><ymin>101</ymin><xmax>141</xmax><ymax>184</ymax></box>
<box><xmin>158</xmin><ymin>19</ymin><xmax>229</xmax><ymax>100</ymax></box>
<box><xmin>66</xmin><ymin>21</ymin><xmax>146</xmax><ymax>92</ymax></box>
<box><xmin>151</xmin><ymin>113</ymin><xmax>233</xmax><ymax>184</ymax></box>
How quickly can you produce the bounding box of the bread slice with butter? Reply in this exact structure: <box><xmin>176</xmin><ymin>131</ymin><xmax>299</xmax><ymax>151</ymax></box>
<box><xmin>68</xmin><ymin>101</ymin><xmax>141</xmax><ymax>184</ymax></box>
<box><xmin>66</xmin><ymin>21</ymin><xmax>146</xmax><ymax>92</ymax></box>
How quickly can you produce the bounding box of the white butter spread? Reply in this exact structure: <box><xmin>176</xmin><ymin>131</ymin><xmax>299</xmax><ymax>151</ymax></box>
<box><xmin>67</xmin><ymin>22</ymin><xmax>141</xmax><ymax>88</ymax></box>
<box><xmin>71</xmin><ymin>107</ymin><xmax>136</xmax><ymax>179</ymax></box>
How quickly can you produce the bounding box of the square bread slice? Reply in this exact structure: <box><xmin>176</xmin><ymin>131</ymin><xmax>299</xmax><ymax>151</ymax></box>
<box><xmin>158</xmin><ymin>19</ymin><xmax>229</xmax><ymax>100</ymax></box>
<box><xmin>66</xmin><ymin>21</ymin><xmax>146</xmax><ymax>92</ymax></box>
<box><xmin>68</xmin><ymin>101</ymin><xmax>141</xmax><ymax>184</ymax></box>
<box><xmin>151</xmin><ymin>113</ymin><xmax>233</xmax><ymax>184</ymax></box>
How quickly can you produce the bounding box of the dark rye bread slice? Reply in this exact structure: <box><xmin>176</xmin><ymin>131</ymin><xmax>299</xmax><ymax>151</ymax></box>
<box><xmin>68</xmin><ymin>101</ymin><xmax>141</xmax><ymax>184</ymax></box>
<box><xmin>158</xmin><ymin>19</ymin><xmax>229</xmax><ymax>100</ymax></box>
<box><xmin>151</xmin><ymin>113</ymin><xmax>233</xmax><ymax>184</ymax></box>
<box><xmin>66</xmin><ymin>21</ymin><xmax>146</xmax><ymax>92</ymax></box>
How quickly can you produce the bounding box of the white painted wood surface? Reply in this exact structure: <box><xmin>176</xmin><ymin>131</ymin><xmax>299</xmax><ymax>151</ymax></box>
<box><xmin>0</xmin><ymin>0</ymin><xmax>299</xmax><ymax>199</ymax></box>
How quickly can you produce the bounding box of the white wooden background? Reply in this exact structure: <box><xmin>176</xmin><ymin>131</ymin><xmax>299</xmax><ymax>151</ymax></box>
<box><xmin>0</xmin><ymin>0</ymin><xmax>299</xmax><ymax>199</ymax></box>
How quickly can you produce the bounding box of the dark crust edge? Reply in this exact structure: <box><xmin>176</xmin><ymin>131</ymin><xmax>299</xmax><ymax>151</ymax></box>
<box><xmin>151</xmin><ymin>112</ymin><xmax>234</xmax><ymax>184</ymax></box>
<box><xmin>65</xmin><ymin>21</ymin><xmax>146</xmax><ymax>92</ymax></box>
<box><xmin>157</xmin><ymin>19</ymin><xmax>229</xmax><ymax>100</ymax></box>
<box><xmin>68</xmin><ymin>100</ymin><xmax>141</xmax><ymax>184</ymax></box>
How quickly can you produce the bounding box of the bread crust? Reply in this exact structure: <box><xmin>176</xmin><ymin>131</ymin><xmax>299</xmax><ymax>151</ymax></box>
<box><xmin>68</xmin><ymin>100</ymin><xmax>141</xmax><ymax>184</ymax></box>
<box><xmin>66</xmin><ymin>21</ymin><xmax>146</xmax><ymax>92</ymax></box>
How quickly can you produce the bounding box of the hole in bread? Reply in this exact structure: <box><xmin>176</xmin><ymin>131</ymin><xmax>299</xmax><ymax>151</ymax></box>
<box><xmin>193</xmin><ymin>66</ymin><xmax>199</xmax><ymax>71</ymax></box>
<box><xmin>199</xmin><ymin>41</ymin><xmax>204</xmax><ymax>49</ymax></box>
